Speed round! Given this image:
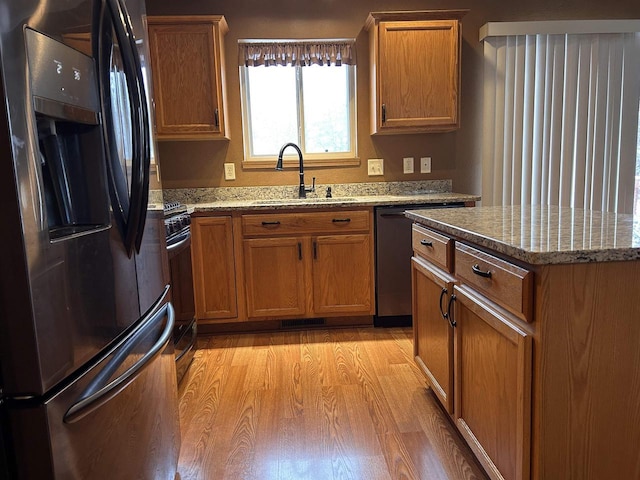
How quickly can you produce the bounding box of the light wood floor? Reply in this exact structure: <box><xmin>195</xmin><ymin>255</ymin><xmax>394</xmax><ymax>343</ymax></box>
<box><xmin>175</xmin><ymin>327</ymin><xmax>488</xmax><ymax>480</ymax></box>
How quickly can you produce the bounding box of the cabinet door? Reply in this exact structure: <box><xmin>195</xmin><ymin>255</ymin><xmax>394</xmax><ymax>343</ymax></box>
<box><xmin>244</xmin><ymin>237</ymin><xmax>307</xmax><ymax>318</ymax></box>
<box><xmin>191</xmin><ymin>217</ymin><xmax>237</xmax><ymax>320</ymax></box>
<box><xmin>377</xmin><ymin>19</ymin><xmax>460</xmax><ymax>133</ymax></box>
<box><xmin>411</xmin><ymin>256</ymin><xmax>455</xmax><ymax>414</ymax></box>
<box><xmin>147</xmin><ymin>16</ymin><xmax>227</xmax><ymax>139</ymax></box>
<box><xmin>311</xmin><ymin>234</ymin><xmax>374</xmax><ymax>315</ymax></box>
<box><xmin>453</xmin><ymin>285</ymin><xmax>532</xmax><ymax>480</ymax></box>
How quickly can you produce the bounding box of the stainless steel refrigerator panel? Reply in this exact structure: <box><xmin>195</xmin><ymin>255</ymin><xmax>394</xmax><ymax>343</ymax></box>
<box><xmin>6</xmin><ymin>302</ymin><xmax>179</xmax><ymax>480</ymax></box>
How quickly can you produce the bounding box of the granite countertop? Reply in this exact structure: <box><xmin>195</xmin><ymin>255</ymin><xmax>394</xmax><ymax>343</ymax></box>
<box><xmin>406</xmin><ymin>205</ymin><xmax>640</xmax><ymax>265</ymax></box>
<box><xmin>161</xmin><ymin>180</ymin><xmax>480</xmax><ymax>213</ymax></box>
<box><xmin>189</xmin><ymin>191</ymin><xmax>479</xmax><ymax>212</ymax></box>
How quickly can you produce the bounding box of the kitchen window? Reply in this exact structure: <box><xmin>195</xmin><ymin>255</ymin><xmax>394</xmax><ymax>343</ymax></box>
<box><xmin>238</xmin><ymin>39</ymin><xmax>357</xmax><ymax>168</ymax></box>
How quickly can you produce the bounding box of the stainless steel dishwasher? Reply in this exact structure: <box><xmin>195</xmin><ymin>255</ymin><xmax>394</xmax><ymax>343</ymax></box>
<box><xmin>374</xmin><ymin>203</ymin><xmax>464</xmax><ymax>326</ymax></box>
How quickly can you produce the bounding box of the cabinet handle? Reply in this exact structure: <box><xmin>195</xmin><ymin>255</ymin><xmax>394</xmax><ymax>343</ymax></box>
<box><xmin>439</xmin><ymin>288</ymin><xmax>448</xmax><ymax>319</ymax></box>
<box><xmin>332</xmin><ymin>218</ymin><xmax>351</xmax><ymax>223</ymax></box>
<box><xmin>420</xmin><ymin>239</ymin><xmax>433</xmax><ymax>247</ymax></box>
<box><xmin>214</xmin><ymin>108</ymin><xmax>219</xmax><ymax>127</ymax></box>
<box><xmin>382</xmin><ymin>103</ymin><xmax>386</xmax><ymax>123</ymax></box>
<box><xmin>298</xmin><ymin>242</ymin><xmax>302</xmax><ymax>260</ymax></box>
<box><xmin>313</xmin><ymin>241</ymin><xmax>317</xmax><ymax>259</ymax></box>
<box><xmin>261</xmin><ymin>221</ymin><xmax>281</xmax><ymax>226</ymax></box>
<box><xmin>446</xmin><ymin>293</ymin><xmax>457</xmax><ymax>328</ymax></box>
<box><xmin>471</xmin><ymin>264</ymin><xmax>492</xmax><ymax>278</ymax></box>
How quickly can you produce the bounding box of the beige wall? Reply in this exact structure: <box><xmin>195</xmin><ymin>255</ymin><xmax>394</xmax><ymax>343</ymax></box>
<box><xmin>147</xmin><ymin>0</ymin><xmax>640</xmax><ymax>194</ymax></box>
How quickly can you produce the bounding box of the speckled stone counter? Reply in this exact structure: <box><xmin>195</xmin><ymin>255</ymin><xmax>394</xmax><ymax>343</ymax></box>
<box><xmin>406</xmin><ymin>205</ymin><xmax>640</xmax><ymax>264</ymax></box>
<box><xmin>163</xmin><ymin>180</ymin><xmax>480</xmax><ymax>213</ymax></box>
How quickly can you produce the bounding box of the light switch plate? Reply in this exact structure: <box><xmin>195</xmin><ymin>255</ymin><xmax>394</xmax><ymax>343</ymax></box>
<box><xmin>368</xmin><ymin>158</ymin><xmax>384</xmax><ymax>176</ymax></box>
<box><xmin>403</xmin><ymin>157</ymin><xmax>414</xmax><ymax>174</ymax></box>
<box><xmin>224</xmin><ymin>163</ymin><xmax>236</xmax><ymax>180</ymax></box>
<box><xmin>420</xmin><ymin>157</ymin><xmax>432</xmax><ymax>174</ymax></box>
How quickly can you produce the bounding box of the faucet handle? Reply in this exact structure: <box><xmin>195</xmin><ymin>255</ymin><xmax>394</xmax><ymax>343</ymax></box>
<box><xmin>306</xmin><ymin>177</ymin><xmax>316</xmax><ymax>193</ymax></box>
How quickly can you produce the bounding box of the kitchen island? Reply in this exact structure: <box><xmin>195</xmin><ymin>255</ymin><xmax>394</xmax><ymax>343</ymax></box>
<box><xmin>406</xmin><ymin>205</ymin><xmax>640</xmax><ymax>480</ymax></box>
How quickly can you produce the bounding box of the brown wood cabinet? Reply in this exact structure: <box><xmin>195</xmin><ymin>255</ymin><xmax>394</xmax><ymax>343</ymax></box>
<box><xmin>312</xmin><ymin>234</ymin><xmax>373</xmax><ymax>315</ymax></box>
<box><xmin>242</xmin><ymin>209</ymin><xmax>375</xmax><ymax>321</ymax></box>
<box><xmin>412</xmin><ymin>225</ymin><xmax>532</xmax><ymax>480</ymax></box>
<box><xmin>411</xmin><ymin>256</ymin><xmax>455</xmax><ymax>414</ymax></box>
<box><xmin>412</xmin><ymin>218</ymin><xmax>640</xmax><ymax>480</ymax></box>
<box><xmin>243</xmin><ymin>236</ymin><xmax>307</xmax><ymax>318</ymax></box>
<box><xmin>147</xmin><ymin>16</ymin><xmax>228</xmax><ymax>140</ymax></box>
<box><xmin>365</xmin><ymin>10</ymin><xmax>467</xmax><ymax>135</ymax></box>
<box><xmin>453</xmin><ymin>286</ymin><xmax>532</xmax><ymax>480</ymax></box>
<box><xmin>190</xmin><ymin>216</ymin><xmax>237</xmax><ymax>321</ymax></box>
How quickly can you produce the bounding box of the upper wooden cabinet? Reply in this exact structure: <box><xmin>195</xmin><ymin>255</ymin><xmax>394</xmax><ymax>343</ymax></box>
<box><xmin>365</xmin><ymin>10</ymin><xmax>467</xmax><ymax>134</ymax></box>
<box><xmin>147</xmin><ymin>16</ymin><xmax>229</xmax><ymax>140</ymax></box>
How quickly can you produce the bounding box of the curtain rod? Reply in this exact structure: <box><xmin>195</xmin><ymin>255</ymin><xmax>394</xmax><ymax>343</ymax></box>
<box><xmin>480</xmin><ymin>19</ymin><xmax>640</xmax><ymax>41</ymax></box>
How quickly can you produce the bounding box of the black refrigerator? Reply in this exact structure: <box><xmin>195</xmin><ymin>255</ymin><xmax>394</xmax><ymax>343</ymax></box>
<box><xmin>0</xmin><ymin>0</ymin><xmax>180</xmax><ymax>478</ymax></box>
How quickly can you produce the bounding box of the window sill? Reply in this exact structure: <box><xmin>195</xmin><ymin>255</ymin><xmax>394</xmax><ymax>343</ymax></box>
<box><xmin>242</xmin><ymin>157</ymin><xmax>360</xmax><ymax>170</ymax></box>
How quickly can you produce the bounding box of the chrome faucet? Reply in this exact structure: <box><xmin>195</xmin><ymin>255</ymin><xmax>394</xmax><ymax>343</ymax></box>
<box><xmin>276</xmin><ymin>142</ymin><xmax>315</xmax><ymax>198</ymax></box>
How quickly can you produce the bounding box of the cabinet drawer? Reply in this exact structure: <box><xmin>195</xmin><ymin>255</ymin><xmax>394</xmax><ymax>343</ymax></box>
<box><xmin>242</xmin><ymin>210</ymin><xmax>370</xmax><ymax>237</ymax></box>
<box><xmin>455</xmin><ymin>243</ymin><xmax>533</xmax><ymax>322</ymax></box>
<box><xmin>412</xmin><ymin>224</ymin><xmax>453</xmax><ymax>272</ymax></box>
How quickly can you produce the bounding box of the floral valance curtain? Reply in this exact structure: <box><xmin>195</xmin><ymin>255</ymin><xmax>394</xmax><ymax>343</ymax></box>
<box><xmin>238</xmin><ymin>39</ymin><xmax>356</xmax><ymax>67</ymax></box>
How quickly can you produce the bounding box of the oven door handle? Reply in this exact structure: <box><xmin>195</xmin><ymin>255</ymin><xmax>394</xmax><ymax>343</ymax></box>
<box><xmin>167</xmin><ymin>230</ymin><xmax>191</xmax><ymax>255</ymax></box>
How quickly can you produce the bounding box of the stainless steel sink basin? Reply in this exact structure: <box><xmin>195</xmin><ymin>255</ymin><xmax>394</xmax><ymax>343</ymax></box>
<box><xmin>251</xmin><ymin>197</ymin><xmax>357</xmax><ymax>205</ymax></box>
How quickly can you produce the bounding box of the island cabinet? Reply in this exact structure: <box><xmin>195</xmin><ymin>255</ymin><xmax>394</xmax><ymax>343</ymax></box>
<box><xmin>365</xmin><ymin>10</ymin><xmax>467</xmax><ymax>135</ymax></box>
<box><xmin>241</xmin><ymin>209</ymin><xmax>375</xmax><ymax>320</ymax></box>
<box><xmin>411</xmin><ymin>210</ymin><xmax>640</xmax><ymax>480</ymax></box>
<box><xmin>147</xmin><ymin>16</ymin><xmax>229</xmax><ymax>140</ymax></box>
<box><xmin>411</xmin><ymin>225</ymin><xmax>456</xmax><ymax>414</ymax></box>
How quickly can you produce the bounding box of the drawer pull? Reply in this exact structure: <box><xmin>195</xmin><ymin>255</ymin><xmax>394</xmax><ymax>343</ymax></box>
<box><xmin>420</xmin><ymin>239</ymin><xmax>433</xmax><ymax>247</ymax></box>
<box><xmin>332</xmin><ymin>218</ymin><xmax>351</xmax><ymax>223</ymax></box>
<box><xmin>298</xmin><ymin>242</ymin><xmax>302</xmax><ymax>260</ymax></box>
<box><xmin>261</xmin><ymin>221</ymin><xmax>281</xmax><ymax>226</ymax></box>
<box><xmin>472</xmin><ymin>264</ymin><xmax>492</xmax><ymax>278</ymax></box>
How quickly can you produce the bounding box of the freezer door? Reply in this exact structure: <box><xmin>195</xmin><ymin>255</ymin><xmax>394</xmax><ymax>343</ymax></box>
<box><xmin>4</xmin><ymin>301</ymin><xmax>180</xmax><ymax>480</ymax></box>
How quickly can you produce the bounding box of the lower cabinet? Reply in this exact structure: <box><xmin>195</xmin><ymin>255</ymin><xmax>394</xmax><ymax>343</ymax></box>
<box><xmin>312</xmin><ymin>234</ymin><xmax>373</xmax><ymax>315</ymax></box>
<box><xmin>190</xmin><ymin>208</ymin><xmax>375</xmax><ymax>325</ymax></box>
<box><xmin>411</xmin><ymin>224</ymin><xmax>533</xmax><ymax>480</ymax></box>
<box><xmin>243</xmin><ymin>232</ymin><xmax>374</xmax><ymax>320</ymax></box>
<box><xmin>453</xmin><ymin>285</ymin><xmax>532</xmax><ymax>480</ymax></box>
<box><xmin>411</xmin><ymin>256</ymin><xmax>455</xmax><ymax>414</ymax></box>
<box><xmin>243</xmin><ymin>236</ymin><xmax>307</xmax><ymax>318</ymax></box>
<box><xmin>190</xmin><ymin>216</ymin><xmax>238</xmax><ymax>321</ymax></box>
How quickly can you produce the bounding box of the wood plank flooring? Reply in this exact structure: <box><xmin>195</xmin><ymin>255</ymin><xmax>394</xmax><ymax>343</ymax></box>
<box><xmin>175</xmin><ymin>327</ymin><xmax>487</xmax><ymax>480</ymax></box>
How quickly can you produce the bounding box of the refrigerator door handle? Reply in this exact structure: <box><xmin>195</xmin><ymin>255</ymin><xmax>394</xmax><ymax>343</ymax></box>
<box><xmin>63</xmin><ymin>302</ymin><xmax>175</xmax><ymax>424</ymax></box>
<box><xmin>109</xmin><ymin>0</ymin><xmax>151</xmax><ymax>253</ymax></box>
<box><xmin>98</xmin><ymin>0</ymin><xmax>149</xmax><ymax>256</ymax></box>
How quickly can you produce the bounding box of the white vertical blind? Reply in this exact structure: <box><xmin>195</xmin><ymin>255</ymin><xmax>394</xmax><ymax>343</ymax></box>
<box><xmin>482</xmin><ymin>26</ymin><xmax>640</xmax><ymax>213</ymax></box>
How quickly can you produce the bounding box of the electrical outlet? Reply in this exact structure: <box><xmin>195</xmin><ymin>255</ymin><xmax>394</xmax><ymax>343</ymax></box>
<box><xmin>368</xmin><ymin>158</ymin><xmax>384</xmax><ymax>176</ymax></box>
<box><xmin>403</xmin><ymin>157</ymin><xmax>414</xmax><ymax>174</ymax></box>
<box><xmin>420</xmin><ymin>157</ymin><xmax>432</xmax><ymax>174</ymax></box>
<box><xmin>224</xmin><ymin>163</ymin><xmax>236</xmax><ymax>180</ymax></box>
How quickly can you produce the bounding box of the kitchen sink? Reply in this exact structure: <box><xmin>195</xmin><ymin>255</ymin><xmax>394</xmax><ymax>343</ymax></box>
<box><xmin>251</xmin><ymin>197</ymin><xmax>357</xmax><ymax>205</ymax></box>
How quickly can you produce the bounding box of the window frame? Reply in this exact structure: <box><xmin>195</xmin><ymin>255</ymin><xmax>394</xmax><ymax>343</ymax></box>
<box><xmin>239</xmin><ymin>63</ymin><xmax>358</xmax><ymax>169</ymax></box>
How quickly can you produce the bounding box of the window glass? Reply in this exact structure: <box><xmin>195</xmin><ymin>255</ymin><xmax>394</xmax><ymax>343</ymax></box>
<box><xmin>241</xmin><ymin>63</ymin><xmax>356</xmax><ymax>164</ymax></box>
